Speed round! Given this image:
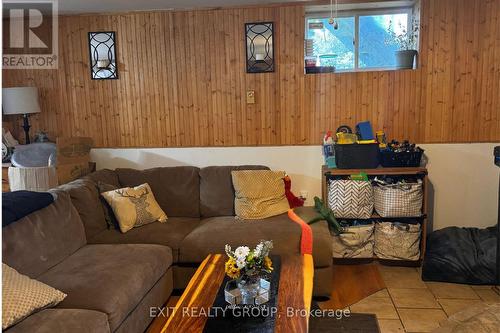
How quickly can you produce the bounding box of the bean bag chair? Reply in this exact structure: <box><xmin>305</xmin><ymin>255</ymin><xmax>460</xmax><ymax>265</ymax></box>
<box><xmin>421</xmin><ymin>226</ymin><xmax>498</xmax><ymax>285</ymax></box>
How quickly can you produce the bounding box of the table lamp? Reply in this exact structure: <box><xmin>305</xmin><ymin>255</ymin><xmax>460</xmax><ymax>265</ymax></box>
<box><xmin>2</xmin><ymin>87</ymin><xmax>41</xmax><ymax>144</ymax></box>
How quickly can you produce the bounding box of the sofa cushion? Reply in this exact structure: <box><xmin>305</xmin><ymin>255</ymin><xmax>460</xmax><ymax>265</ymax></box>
<box><xmin>232</xmin><ymin>170</ymin><xmax>290</xmax><ymax>219</ymax></box>
<box><xmin>85</xmin><ymin>169</ymin><xmax>120</xmax><ymax>188</ymax></box>
<box><xmin>179</xmin><ymin>214</ymin><xmax>332</xmax><ymax>267</ymax></box>
<box><xmin>179</xmin><ymin>210</ymin><xmax>332</xmax><ymax>267</ymax></box>
<box><xmin>5</xmin><ymin>309</ymin><xmax>110</xmax><ymax>333</ymax></box>
<box><xmin>2</xmin><ymin>190</ymin><xmax>86</xmax><ymax>278</ymax></box>
<box><xmin>37</xmin><ymin>244</ymin><xmax>172</xmax><ymax>331</ymax></box>
<box><xmin>89</xmin><ymin>217</ymin><xmax>201</xmax><ymax>263</ymax></box>
<box><xmin>57</xmin><ymin>179</ymin><xmax>108</xmax><ymax>239</ymax></box>
<box><xmin>2</xmin><ymin>263</ymin><xmax>67</xmax><ymax>330</ymax></box>
<box><xmin>116</xmin><ymin>167</ymin><xmax>200</xmax><ymax>217</ymax></box>
<box><xmin>199</xmin><ymin>165</ymin><xmax>269</xmax><ymax>217</ymax></box>
<box><xmin>101</xmin><ymin>183</ymin><xmax>168</xmax><ymax>233</ymax></box>
<box><xmin>179</xmin><ymin>215</ymin><xmax>298</xmax><ymax>263</ymax></box>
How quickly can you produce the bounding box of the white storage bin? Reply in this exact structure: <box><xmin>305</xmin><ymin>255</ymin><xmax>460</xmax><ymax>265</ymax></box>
<box><xmin>374</xmin><ymin>222</ymin><xmax>421</xmax><ymax>261</ymax></box>
<box><xmin>332</xmin><ymin>223</ymin><xmax>375</xmax><ymax>258</ymax></box>
<box><xmin>328</xmin><ymin>179</ymin><xmax>373</xmax><ymax>219</ymax></box>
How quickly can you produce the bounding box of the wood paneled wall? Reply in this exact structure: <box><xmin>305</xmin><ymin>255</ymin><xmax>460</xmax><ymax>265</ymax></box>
<box><xmin>3</xmin><ymin>0</ymin><xmax>499</xmax><ymax>147</ymax></box>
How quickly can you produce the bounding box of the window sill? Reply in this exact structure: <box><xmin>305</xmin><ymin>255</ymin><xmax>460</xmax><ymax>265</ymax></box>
<box><xmin>304</xmin><ymin>66</ymin><xmax>418</xmax><ymax>75</ymax></box>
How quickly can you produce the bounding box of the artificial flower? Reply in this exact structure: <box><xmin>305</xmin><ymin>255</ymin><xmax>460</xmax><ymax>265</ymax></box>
<box><xmin>254</xmin><ymin>243</ymin><xmax>263</xmax><ymax>257</ymax></box>
<box><xmin>225</xmin><ymin>258</ymin><xmax>240</xmax><ymax>279</ymax></box>
<box><xmin>224</xmin><ymin>240</ymin><xmax>273</xmax><ymax>280</ymax></box>
<box><xmin>234</xmin><ymin>246</ymin><xmax>250</xmax><ymax>260</ymax></box>
<box><xmin>263</xmin><ymin>256</ymin><xmax>273</xmax><ymax>272</ymax></box>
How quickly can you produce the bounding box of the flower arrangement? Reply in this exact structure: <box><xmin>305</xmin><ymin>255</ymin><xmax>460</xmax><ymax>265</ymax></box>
<box><xmin>224</xmin><ymin>240</ymin><xmax>273</xmax><ymax>281</ymax></box>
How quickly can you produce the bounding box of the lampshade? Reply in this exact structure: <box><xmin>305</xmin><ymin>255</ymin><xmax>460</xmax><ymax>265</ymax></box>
<box><xmin>2</xmin><ymin>87</ymin><xmax>41</xmax><ymax>115</ymax></box>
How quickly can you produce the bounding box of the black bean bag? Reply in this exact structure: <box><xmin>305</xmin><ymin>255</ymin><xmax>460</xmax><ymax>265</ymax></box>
<box><xmin>422</xmin><ymin>226</ymin><xmax>498</xmax><ymax>285</ymax></box>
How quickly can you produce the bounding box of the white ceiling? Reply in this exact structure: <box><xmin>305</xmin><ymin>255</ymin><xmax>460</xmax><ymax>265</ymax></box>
<box><xmin>57</xmin><ymin>0</ymin><xmax>306</xmax><ymax>14</ymax></box>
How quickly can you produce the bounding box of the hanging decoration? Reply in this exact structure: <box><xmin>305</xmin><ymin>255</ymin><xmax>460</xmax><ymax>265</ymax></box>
<box><xmin>328</xmin><ymin>0</ymin><xmax>339</xmax><ymax>30</ymax></box>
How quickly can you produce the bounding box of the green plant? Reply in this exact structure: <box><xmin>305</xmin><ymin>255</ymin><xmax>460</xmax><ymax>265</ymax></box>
<box><xmin>385</xmin><ymin>18</ymin><xmax>419</xmax><ymax>51</ymax></box>
<box><xmin>307</xmin><ymin>196</ymin><xmax>345</xmax><ymax>235</ymax></box>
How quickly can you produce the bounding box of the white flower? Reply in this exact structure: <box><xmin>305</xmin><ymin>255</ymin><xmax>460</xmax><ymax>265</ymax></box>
<box><xmin>225</xmin><ymin>244</ymin><xmax>234</xmax><ymax>258</ymax></box>
<box><xmin>254</xmin><ymin>243</ymin><xmax>264</xmax><ymax>257</ymax></box>
<box><xmin>236</xmin><ymin>259</ymin><xmax>246</xmax><ymax>269</ymax></box>
<box><xmin>234</xmin><ymin>246</ymin><xmax>250</xmax><ymax>261</ymax></box>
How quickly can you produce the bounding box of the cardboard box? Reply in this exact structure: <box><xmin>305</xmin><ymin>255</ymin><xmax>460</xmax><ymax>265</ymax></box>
<box><xmin>55</xmin><ymin>137</ymin><xmax>94</xmax><ymax>184</ymax></box>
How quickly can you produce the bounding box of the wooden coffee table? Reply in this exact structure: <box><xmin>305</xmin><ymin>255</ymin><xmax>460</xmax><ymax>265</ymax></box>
<box><xmin>149</xmin><ymin>254</ymin><xmax>313</xmax><ymax>333</ymax></box>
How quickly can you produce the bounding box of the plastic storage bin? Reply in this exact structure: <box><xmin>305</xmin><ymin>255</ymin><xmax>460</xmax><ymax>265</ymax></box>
<box><xmin>334</xmin><ymin>143</ymin><xmax>380</xmax><ymax>169</ymax></box>
<box><xmin>380</xmin><ymin>149</ymin><xmax>424</xmax><ymax>167</ymax></box>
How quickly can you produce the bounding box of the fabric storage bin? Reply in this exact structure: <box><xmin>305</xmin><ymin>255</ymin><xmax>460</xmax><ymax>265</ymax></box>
<box><xmin>374</xmin><ymin>222</ymin><xmax>421</xmax><ymax>260</ymax></box>
<box><xmin>334</xmin><ymin>143</ymin><xmax>380</xmax><ymax>169</ymax></box>
<box><xmin>380</xmin><ymin>149</ymin><xmax>424</xmax><ymax>167</ymax></box>
<box><xmin>373</xmin><ymin>180</ymin><xmax>423</xmax><ymax>217</ymax></box>
<box><xmin>332</xmin><ymin>223</ymin><xmax>375</xmax><ymax>258</ymax></box>
<box><xmin>328</xmin><ymin>179</ymin><xmax>374</xmax><ymax>219</ymax></box>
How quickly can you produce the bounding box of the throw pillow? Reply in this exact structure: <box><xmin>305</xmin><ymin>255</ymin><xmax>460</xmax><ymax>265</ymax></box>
<box><xmin>231</xmin><ymin>170</ymin><xmax>290</xmax><ymax>219</ymax></box>
<box><xmin>2</xmin><ymin>263</ymin><xmax>66</xmax><ymax>330</ymax></box>
<box><xmin>97</xmin><ymin>181</ymin><xmax>120</xmax><ymax>229</ymax></box>
<box><xmin>101</xmin><ymin>183</ymin><xmax>167</xmax><ymax>233</ymax></box>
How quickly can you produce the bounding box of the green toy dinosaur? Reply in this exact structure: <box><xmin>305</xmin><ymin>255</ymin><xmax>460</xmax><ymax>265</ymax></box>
<box><xmin>308</xmin><ymin>196</ymin><xmax>345</xmax><ymax>235</ymax></box>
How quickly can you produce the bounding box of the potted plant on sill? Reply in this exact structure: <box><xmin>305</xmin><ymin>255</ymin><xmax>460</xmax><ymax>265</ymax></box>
<box><xmin>386</xmin><ymin>19</ymin><xmax>419</xmax><ymax>70</ymax></box>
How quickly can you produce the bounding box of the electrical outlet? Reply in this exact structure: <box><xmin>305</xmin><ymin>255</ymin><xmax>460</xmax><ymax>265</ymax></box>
<box><xmin>246</xmin><ymin>90</ymin><xmax>255</xmax><ymax>104</ymax></box>
<box><xmin>299</xmin><ymin>190</ymin><xmax>309</xmax><ymax>201</ymax></box>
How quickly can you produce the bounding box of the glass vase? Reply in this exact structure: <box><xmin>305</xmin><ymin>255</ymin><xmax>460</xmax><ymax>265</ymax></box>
<box><xmin>224</xmin><ymin>274</ymin><xmax>271</xmax><ymax>306</ymax></box>
<box><xmin>237</xmin><ymin>274</ymin><xmax>261</xmax><ymax>304</ymax></box>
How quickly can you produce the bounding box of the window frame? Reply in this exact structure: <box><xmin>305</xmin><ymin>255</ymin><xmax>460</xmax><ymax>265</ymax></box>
<box><xmin>305</xmin><ymin>7</ymin><xmax>415</xmax><ymax>73</ymax></box>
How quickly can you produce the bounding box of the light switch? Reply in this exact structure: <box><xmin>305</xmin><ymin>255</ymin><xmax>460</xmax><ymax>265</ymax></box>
<box><xmin>246</xmin><ymin>90</ymin><xmax>255</xmax><ymax>104</ymax></box>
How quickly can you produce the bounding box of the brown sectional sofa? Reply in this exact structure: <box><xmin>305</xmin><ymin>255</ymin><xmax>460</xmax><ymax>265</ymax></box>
<box><xmin>3</xmin><ymin>165</ymin><xmax>333</xmax><ymax>333</ymax></box>
<box><xmin>3</xmin><ymin>190</ymin><xmax>173</xmax><ymax>333</ymax></box>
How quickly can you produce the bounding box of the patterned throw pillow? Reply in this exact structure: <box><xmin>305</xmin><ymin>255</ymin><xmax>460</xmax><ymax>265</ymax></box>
<box><xmin>2</xmin><ymin>263</ymin><xmax>66</xmax><ymax>330</ymax></box>
<box><xmin>231</xmin><ymin>170</ymin><xmax>290</xmax><ymax>219</ymax></box>
<box><xmin>97</xmin><ymin>181</ymin><xmax>120</xmax><ymax>229</ymax></box>
<box><xmin>101</xmin><ymin>183</ymin><xmax>168</xmax><ymax>233</ymax></box>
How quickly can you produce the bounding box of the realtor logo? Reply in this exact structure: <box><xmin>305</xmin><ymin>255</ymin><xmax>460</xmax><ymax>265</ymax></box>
<box><xmin>2</xmin><ymin>0</ymin><xmax>58</xmax><ymax>69</ymax></box>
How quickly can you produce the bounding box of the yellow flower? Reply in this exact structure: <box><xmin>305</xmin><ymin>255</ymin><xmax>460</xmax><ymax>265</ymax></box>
<box><xmin>263</xmin><ymin>256</ymin><xmax>273</xmax><ymax>272</ymax></box>
<box><xmin>225</xmin><ymin>258</ymin><xmax>241</xmax><ymax>279</ymax></box>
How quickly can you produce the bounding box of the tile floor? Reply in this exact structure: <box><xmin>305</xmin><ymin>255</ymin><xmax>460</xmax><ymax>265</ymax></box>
<box><xmin>348</xmin><ymin>264</ymin><xmax>500</xmax><ymax>333</ymax></box>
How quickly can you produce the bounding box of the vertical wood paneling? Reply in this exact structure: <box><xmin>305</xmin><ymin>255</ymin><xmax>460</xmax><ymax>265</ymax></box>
<box><xmin>2</xmin><ymin>0</ymin><xmax>499</xmax><ymax>147</ymax></box>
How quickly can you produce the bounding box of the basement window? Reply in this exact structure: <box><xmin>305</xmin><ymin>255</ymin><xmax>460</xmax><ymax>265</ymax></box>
<box><xmin>304</xmin><ymin>1</ymin><xmax>419</xmax><ymax>74</ymax></box>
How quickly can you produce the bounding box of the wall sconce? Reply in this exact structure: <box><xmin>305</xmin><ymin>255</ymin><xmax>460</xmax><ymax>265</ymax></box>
<box><xmin>88</xmin><ymin>31</ymin><xmax>118</xmax><ymax>80</ymax></box>
<box><xmin>245</xmin><ymin>22</ymin><xmax>274</xmax><ymax>73</ymax></box>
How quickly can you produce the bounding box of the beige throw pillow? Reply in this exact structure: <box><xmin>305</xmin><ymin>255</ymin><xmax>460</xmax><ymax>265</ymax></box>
<box><xmin>101</xmin><ymin>183</ymin><xmax>168</xmax><ymax>233</ymax></box>
<box><xmin>231</xmin><ymin>170</ymin><xmax>290</xmax><ymax>219</ymax></box>
<box><xmin>2</xmin><ymin>263</ymin><xmax>66</xmax><ymax>330</ymax></box>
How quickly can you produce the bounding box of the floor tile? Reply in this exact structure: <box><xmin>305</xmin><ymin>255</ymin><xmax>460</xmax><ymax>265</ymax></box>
<box><xmin>426</xmin><ymin>282</ymin><xmax>479</xmax><ymax>299</ymax></box>
<box><xmin>473</xmin><ymin>288</ymin><xmax>500</xmax><ymax>302</ymax></box>
<box><xmin>371</xmin><ymin>289</ymin><xmax>391</xmax><ymax>298</ymax></box>
<box><xmin>350</xmin><ymin>296</ymin><xmax>399</xmax><ymax>320</ymax></box>
<box><xmin>389</xmin><ymin>288</ymin><xmax>441</xmax><ymax>309</ymax></box>
<box><xmin>437</xmin><ymin>298</ymin><xmax>484</xmax><ymax>316</ymax></box>
<box><xmin>378</xmin><ymin>319</ymin><xmax>405</xmax><ymax>333</ymax></box>
<box><xmin>378</xmin><ymin>265</ymin><xmax>427</xmax><ymax>289</ymax></box>
<box><xmin>398</xmin><ymin>308</ymin><xmax>447</xmax><ymax>332</ymax></box>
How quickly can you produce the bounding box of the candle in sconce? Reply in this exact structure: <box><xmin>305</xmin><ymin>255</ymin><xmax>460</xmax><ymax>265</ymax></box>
<box><xmin>96</xmin><ymin>59</ymin><xmax>110</xmax><ymax>69</ymax></box>
<box><xmin>255</xmin><ymin>54</ymin><xmax>265</xmax><ymax>61</ymax></box>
